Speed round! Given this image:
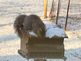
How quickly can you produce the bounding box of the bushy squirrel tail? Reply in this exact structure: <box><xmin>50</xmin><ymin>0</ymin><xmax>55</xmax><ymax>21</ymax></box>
<box><xmin>14</xmin><ymin>15</ymin><xmax>27</xmax><ymax>38</ymax></box>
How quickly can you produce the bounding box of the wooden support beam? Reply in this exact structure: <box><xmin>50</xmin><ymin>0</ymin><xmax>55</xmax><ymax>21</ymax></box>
<box><xmin>49</xmin><ymin>0</ymin><xmax>55</xmax><ymax>19</ymax></box>
<box><xmin>56</xmin><ymin>0</ymin><xmax>61</xmax><ymax>24</ymax></box>
<box><xmin>44</xmin><ymin>0</ymin><xmax>48</xmax><ymax>18</ymax></box>
<box><xmin>65</xmin><ymin>0</ymin><xmax>70</xmax><ymax>30</ymax></box>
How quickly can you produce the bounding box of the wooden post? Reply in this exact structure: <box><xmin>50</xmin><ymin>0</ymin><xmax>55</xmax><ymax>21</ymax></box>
<box><xmin>44</xmin><ymin>0</ymin><xmax>48</xmax><ymax>18</ymax></box>
<box><xmin>49</xmin><ymin>0</ymin><xmax>55</xmax><ymax>19</ymax></box>
<box><xmin>34</xmin><ymin>58</ymin><xmax>46</xmax><ymax>61</ymax></box>
<box><xmin>65</xmin><ymin>0</ymin><xmax>70</xmax><ymax>30</ymax></box>
<box><xmin>56</xmin><ymin>0</ymin><xmax>61</xmax><ymax>24</ymax></box>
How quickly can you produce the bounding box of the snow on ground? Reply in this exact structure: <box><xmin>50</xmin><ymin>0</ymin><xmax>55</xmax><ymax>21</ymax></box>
<box><xmin>0</xmin><ymin>25</ymin><xmax>81</xmax><ymax>61</ymax></box>
<box><xmin>0</xmin><ymin>0</ymin><xmax>81</xmax><ymax>61</ymax></box>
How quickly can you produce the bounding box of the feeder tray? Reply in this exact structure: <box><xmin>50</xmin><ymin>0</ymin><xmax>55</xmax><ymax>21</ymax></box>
<box><xmin>18</xmin><ymin>36</ymin><xmax>67</xmax><ymax>59</ymax></box>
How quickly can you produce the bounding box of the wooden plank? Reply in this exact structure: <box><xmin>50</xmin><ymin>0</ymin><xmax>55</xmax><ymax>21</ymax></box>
<box><xmin>65</xmin><ymin>0</ymin><xmax>70</xmax><ymax>30</ymax></box>
<box><xmin>44</xmin><ymin>0</ymin><xmax>48</xmax><ymax>18</ymax></box>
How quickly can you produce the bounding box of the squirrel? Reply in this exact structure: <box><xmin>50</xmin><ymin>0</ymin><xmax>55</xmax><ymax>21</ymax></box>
<box><xmin>14</xmin><ymin>14</ymin><xmax>46</xmax><ymax>39</ymax></box>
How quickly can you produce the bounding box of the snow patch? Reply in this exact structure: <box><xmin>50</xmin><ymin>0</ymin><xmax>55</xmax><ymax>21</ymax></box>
<box><xmin>46</xmin><ymin>27</ymin><xmax>66</xmax><ymax>38</ymax></box>
<box><xmin>29</xmin><ymin>21</ymin><xmax>66</xmax><ymax>38</ymax></box>
<box><xmin>44</xmin><ymin>21</ymin><xmax>66</xmax><ymax>38</ymax></box>
<box><xmin>29</xmin><ymin>31</ymin><xmax>37</xmax><ymax>37</ymax></box>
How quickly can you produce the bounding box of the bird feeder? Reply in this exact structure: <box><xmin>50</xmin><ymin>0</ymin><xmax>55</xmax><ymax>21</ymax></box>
<box><xmin>18</xmin><ymin>0</ymin><xmax>71</xmax><ymax>60</ymax></box>
<box><xmin>18</xmin><ymin>21</ymin><xmax>68</xmax><ymax>61</ymax></box>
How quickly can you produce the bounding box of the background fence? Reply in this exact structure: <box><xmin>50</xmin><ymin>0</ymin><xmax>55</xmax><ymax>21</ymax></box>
<box><xmin>0</xmin><ymin>0</ymin><xmax>81</xmax><ymax>30</ymax></box>
<box><xmin>0</xmin><ymin>0</ymin><xmax>81</xmax><ymax>17</ymax></box>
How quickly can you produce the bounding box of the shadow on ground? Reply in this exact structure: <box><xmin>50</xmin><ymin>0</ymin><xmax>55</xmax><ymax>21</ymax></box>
<box><xmin>0</xmin><ymin>55</ymin><xmax>27</xmax><ymax>61</ymax></box>
<box><xmin>0</xmin><ymin>48</ymin><xmax>81</xmax><ymax>61</ymax></box>
<box><xmin>0</xmin><ymin>34</ymin><xmax>19</xmax><ymax>42</ymax></box>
